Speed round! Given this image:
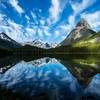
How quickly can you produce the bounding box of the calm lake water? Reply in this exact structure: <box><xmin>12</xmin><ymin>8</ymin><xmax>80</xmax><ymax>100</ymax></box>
<box><xmin>0</xmin><ymin>55</ymin><xmax>100</xmax><ymax>100</ymax></box>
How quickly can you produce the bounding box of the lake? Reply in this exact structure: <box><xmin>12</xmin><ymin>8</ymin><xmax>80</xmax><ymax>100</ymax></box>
<box><xmin>0</xmin><ymin>55</ymin><xmax>100</xmax><ymax>100</ymax></box>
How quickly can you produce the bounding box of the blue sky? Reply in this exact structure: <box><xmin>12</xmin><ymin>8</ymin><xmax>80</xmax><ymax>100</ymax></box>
<box><xmin>0</xmin><ymin>0</ymin><xmax>100</xmax><ymax>44</ymax></box>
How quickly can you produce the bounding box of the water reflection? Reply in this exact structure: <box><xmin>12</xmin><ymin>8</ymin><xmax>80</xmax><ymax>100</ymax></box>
<box><xmin>0</xmin><ymin>56</ymin><xmax>100</xmax><ymax>100</ymax></box>
<box><xmin>84</xmin><ymin>74</ymin><xmax>100</xmax><ymax>96</ymax></box>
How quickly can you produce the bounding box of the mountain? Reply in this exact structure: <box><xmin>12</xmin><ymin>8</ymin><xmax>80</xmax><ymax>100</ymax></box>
<box><xmin>73</xmin><ymin>32</ymin><xmax>100</xmax><ymax>52</ymax></box>
<box><xmin>23</xmin><ymin>39</ymin><xmax>51</xmax><ymax>49</ymax></box>
<box><xmin>33</xmin><ymin>39</ymin><xmax>50</xmax><ymax>48</ymax></box>
<box><xmin>74</xmin><ymin>32</ymin><xmax>100</xmax><ymax>45</ymax></box>
<box><xmin>27</xmin><ymin>57</ymin><xmax>59</xmax><ymax>67</ymax></box>
<box><xmin>60</xmin><ymin>19</ymin><xmax>96</xmax><ymax>46</ymax></box>
<box><xmin>0</xmin><ymin>32</ymin><xmax>22</xmax><ymax>50</ymax></box>
<box><xmin>45</xmin><ymin>43</ymin><xmax>51</xmax><ymax>48</ymax></box>
<box><xmin>45</xmin><ymin>31</ymin><xmax>100</xmax><ymax>54</ymax></box>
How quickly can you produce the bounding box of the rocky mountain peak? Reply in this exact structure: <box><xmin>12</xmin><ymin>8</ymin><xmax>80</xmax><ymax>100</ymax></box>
<box><xmin>23</xmin><ymin>39</ymin><xmax>51</xmax><ymax>49</ymax></box>
<box><xmin>0</xmin><ymin>32</ymin><xmax>12</xmax><ymax>42</ymax></box>
<box><xmin>59</xmin><ymin>19</ymin><xmax>95</xmax><ymax>46</ymax></box>
<box><xmin>76</xmin><ymin>18</ymin><xmax>91</xmax><ymax>29</ymax></box>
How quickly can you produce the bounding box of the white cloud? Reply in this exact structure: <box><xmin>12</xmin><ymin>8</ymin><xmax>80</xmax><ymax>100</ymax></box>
<box><xmin>25</xmin><ymin>15</ymin><xmax>31</xmax><ymax>26</ymax></box>
<box><xmin>36</xmin><ymin>26</ymin><xmax>51</xmax><ymax>37</ymax></box>
<box><xmin>25</xmin><ymin>15</ymin><xmax>30</xmax><ymax>21</ymax></box>
<box><xmin>49</xmin><ymin>0</ymin><xmax>60</xmax><ymax>22</ymax></box>
<box><xmin>0</xmin><ymin>13</ymin><xmax>37</xmax><ymax>43</ymax></box>
<box><xmin>30</xmin><ymin>11</ymin><xmax>39</xmax><ymax>25</ymax></box>
<box><xmin>44</xmin><ymin>31</ymin><xmax>51</xmax><ymax>36</ymax></box>
<box><xmin>9</xmin><ymin>0</ymin><xmax>24</xmax><ymax>14</ymax></box>
<box><xmin>38</xmin><ymin>28</ymin><xmax>43</xmax><ymax>37</ymax></box>
<box><xmin>71</xmin><ymin>0</ymin><xmax>96</xmax><ymax>14</ymax></box>
<box><xmin>25</xmin><ymin>28</ymin><xmax>36</xmax><ymax>36</ymax></box>
<box><xmin>55</xmin><ymin>30</ymin><xmax>60</xmax><ymax>37</ymax></box>
<box><xmin>0</xmin><ymin>0</ymin><xmax>99</xmax><ymax>44</ymax></box>
<box><xmin>81</xmin><ymin>11</ymin><xmax>100</xmax><ymax>31</ymax></box>
<box><xmin>0</xmin><ymin>13</ymin><xmax>5</xmax><ymax>23</ymax></box>
<box><xmin>46</xmin><ymin>18</ymin><xmax>52</xmax><ymax>25</ymax></box>
<box><xmin>40</xmin><ymin>20</ymin><xmax>45</xmax><ymax>26</ymax></box>
<box><xmin>68</xmin><ymin>0</ymin><xmax>97</xmax><ymax>28</ymax></box>
<box><xmin>7</xmin><ymin>19</ymin><xmax>22</xmax><ymax>30</ymax></box>
<box><xmin>49</xmin><ymin>0</ymin><xmax>67</xmax><ymax>23</ymax></box>
<box><xmin>31</xmin><ymin>11</ymin><xmax>36</xmax><ymax>19</ymax></box>
<box><xmin>0</xmin><ymin>9</ymin><xmax>53</xmax><ymax>43</ymax></box>
<box><xmin>42</xmin><ymin>26</ymin><xmax>51</xmax><ymax>36</ymax></box>
<box><xmin>59</xmin><ymin>24</ymin><xmax>72</xmax><ymax>33</ymax></box>
<box><xmin>25</xmin><ymin>11</ymin><xmax>51</xmax><ymax>39</ymax></box>
<box><xmin>3</xmin><ymin>19</ymin><xmax>23</xmax><ymax>41</ymax></box>
<box><xmin>68</xmin><ymin>14</ymin><xmax>76</xmax><ymax>27</ymax></box>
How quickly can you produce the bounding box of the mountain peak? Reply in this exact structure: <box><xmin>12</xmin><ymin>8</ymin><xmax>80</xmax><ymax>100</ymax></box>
<box><xmin>0</xmin><ymin>32</ymin><xmax>21</xmax><ymax>49</ymax></box>
<box><xmin>60</xmin><ymin>19</ymin><xmax>95</xmax><ymax>46</ymax></box>
<box><xmin>0</xmin><ymin>32</ymin><xmax>12</xmax><ymax>42</ymax></box>
<box><xmin>76</xmin><ymin>18</ymin><xmax>91</xmax><ymax>29</ymax></box>
<box><xmin>23</xmin><ymin>39</ymin><xmax>51</xmax><ymax>49</ymax></box>
<box><xmin>33</xmin><ymin>39</ymin><xmax>45</xmax><ymax>44</ymax></box>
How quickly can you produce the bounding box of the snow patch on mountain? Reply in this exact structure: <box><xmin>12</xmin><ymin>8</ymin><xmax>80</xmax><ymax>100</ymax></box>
<box><xmin>22</xmin><ymin>39</ymin><xmax>55</xmax><ymax>49</ymax></box>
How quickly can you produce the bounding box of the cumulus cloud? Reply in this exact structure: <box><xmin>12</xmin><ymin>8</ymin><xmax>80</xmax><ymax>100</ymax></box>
<box><xmin>0</xmin><ymin>10</ymin><xmax>50</xmax><ymax>42</ymax></box>
<box><xmin>42</xmin><ymin>26</ymin><xmax>51</xmax><ymax>36</ymax></box>
<box><xmin>59</xmin><ymin>24</ymin><xmax>72</xmax><ymax>33</ymax></box>
<box><xmin>0</xmin><ymin>0</ymin><xmax>69</xmax><ymax>43</ymax></box>
<box><xmin>49</xmin><ymin>0</ymin><xmax>68</xmax><ymax>23</ymax></box>
<box><xmin>9</xmin><ymin>0</ymin><xmax>24</xmax><ymax>14</ymax></box>
<box><xmin>49</xmin><ymin>0</ymin><xmax>60</xmax><ymax>22</ymax></box>
<box><xmin>81</xmin><ymin>11</ymin><xmax>100</xmax><ymax>31</ymax></box>
<box><xmin>0</xmin><ymin>13</ymin><xmax>37</xmax><ymax>43</ymax></box>
<box><xmin>25</xmin><ymin>28</ymin><xmax>36</xmax><ymax>36</ymax></box>
<box><xmin>36</xmin><ymin>26</ymin><xmax>52</xmax><ymax>38</ymax></box>
<box><xmin>0</xmin><ymin>16</ymin><xmax>23</xmax><ymax>42</ymax></box>
<box><xmin>71</xmin><ymin>0</ymin><xmax>96</xmax><ymax>14</ymax></box>
<box><xmin>37</xmin><ymin>28</ymin><xmax>43</xmax><ymax>37</ymax></box>
<box><xmin>68</xmin><ymin>15</ymin><xmax>76</xmax><ymax>28</ymax></box>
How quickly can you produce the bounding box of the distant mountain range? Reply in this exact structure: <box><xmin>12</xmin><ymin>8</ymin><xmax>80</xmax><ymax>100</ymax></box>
<box><xmin>22</xmin><ymin>39</ymin><xmax>51</xmax><ymax>49</ymax></box>
<box><xmin>27</xmin><ymin>57</ymin><xmax>59</xmax><ymax>67</ymax></box>
<box><xmin>0</xmin><ymin>33</ymin><xmax>54</xmax><ymax>52</ymax></box>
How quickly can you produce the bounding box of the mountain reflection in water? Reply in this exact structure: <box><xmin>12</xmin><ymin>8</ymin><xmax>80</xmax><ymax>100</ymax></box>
<box><xmin>0</xmin><ymin>56</ymin><xmax>100</xmax><ymax>100</ymax></box>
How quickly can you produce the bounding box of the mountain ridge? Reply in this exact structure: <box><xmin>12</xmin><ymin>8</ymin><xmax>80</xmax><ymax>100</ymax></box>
<box><xmin>22</xmin><ymin>39</ymin><xmax>53</xmax><ymax>49</ymax></box>
<box><xmin>60</xmin><ymin>19</ymin><xmax>96</xmax><ymax>46</ymax></box>
<box><xmin>0</xmin><ymin>32</ymin><xmax>22</xmax><ymax>50</ymax></box>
